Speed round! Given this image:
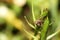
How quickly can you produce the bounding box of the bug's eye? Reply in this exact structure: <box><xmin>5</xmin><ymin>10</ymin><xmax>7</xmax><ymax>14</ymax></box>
<box><xmin>35</xmin><ymin>20</ymin><xmax>43</xmax><ymax>26</ymax></box>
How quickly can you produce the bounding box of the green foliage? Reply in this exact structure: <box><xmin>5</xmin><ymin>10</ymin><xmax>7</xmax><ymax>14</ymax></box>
<box><xmin>41</xmin><ymin>17</ymin><xmax>49</xmax><ymax>40</ymax></box>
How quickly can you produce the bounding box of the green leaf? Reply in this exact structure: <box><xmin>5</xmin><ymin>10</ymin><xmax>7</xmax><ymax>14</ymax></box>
<box><xmin>41</xmin><ymin>17</ymin><xmax>49</xmax><ymax>40</ymax></box>
<box><xmin>40</xmin><ymin>10</ymin><xmax>48</xmax><ymax>19</ymax></box>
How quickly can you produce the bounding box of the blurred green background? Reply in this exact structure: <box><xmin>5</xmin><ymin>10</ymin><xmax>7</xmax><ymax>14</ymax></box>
<box><xmin>0</xmin><ymin>0</ymin><xmax>60</xmax><ymax>40</ymax></box>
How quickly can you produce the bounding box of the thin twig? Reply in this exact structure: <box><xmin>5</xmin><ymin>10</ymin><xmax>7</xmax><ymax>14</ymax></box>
<box><xmin>46</xmin><ymin>30</ymin><xmax>60</xmax><ymax>40</ymax></box>
<box><xmin>24</xmin><ymin>29</ymin><xmax>36</xmax><ymax>39</ymax></box>
<box><xmin>32</xmin><ymin>0</ymin><xmax>36</xmax><ymax>22</ymax></box>
<box><xmin>24</xmin><ymin>16</ymin><xmax>35</xmax><ymax>29</ymax></box>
